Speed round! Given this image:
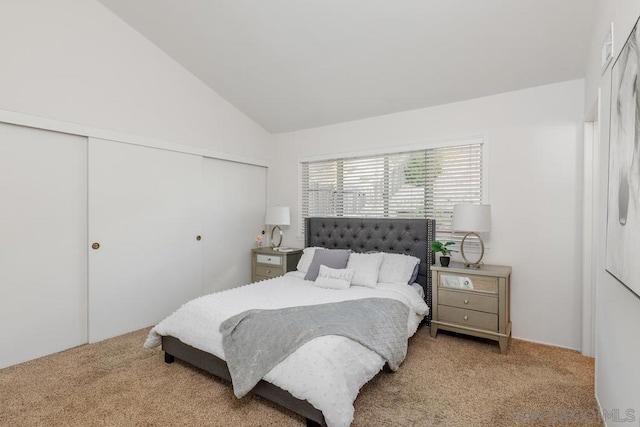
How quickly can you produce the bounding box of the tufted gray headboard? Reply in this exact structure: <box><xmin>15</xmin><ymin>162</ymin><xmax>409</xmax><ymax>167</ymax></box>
<box><xmin>305</xmin><ymin>217</ymin><xmax>435</xmax><ymax>324</ymax></box>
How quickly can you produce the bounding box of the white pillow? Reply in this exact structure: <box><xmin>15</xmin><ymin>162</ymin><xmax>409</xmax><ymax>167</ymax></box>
<box><xmin>346</xmin><ymin>252</ymin><xmax>384</xmax><ymax>288</ymax></box>
<box><xmin>378</xmin><ymin>253</ymin><xmax>420</xmax><ymax>285</ymax></box>
<box><xmin>296</xmin><ymin>247</ymin><xmax>322</xmax><ymax>273</ymax></box>
<box><xmin>313</xmin><ymin>265</ymin><xmax>355</xmax><ymax>290</ymax></box>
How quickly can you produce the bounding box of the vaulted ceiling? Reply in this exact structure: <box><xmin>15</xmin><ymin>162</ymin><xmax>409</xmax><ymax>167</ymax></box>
<box><xmin>98</xmin><ymin>0</ymin><xmax>597</xmax><ymax>133</ymax></box>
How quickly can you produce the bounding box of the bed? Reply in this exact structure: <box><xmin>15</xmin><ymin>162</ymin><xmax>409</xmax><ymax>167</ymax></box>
<box><xmin>146</xmin><ymin>217</ymin><xmax>435</xmax><ymax>426</ymax></box>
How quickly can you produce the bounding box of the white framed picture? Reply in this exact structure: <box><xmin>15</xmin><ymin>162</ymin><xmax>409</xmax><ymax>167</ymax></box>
<box><xmin>606</xmin><ymin>17</ymin><xmax>640</xmax><ymax>298</ymax></box>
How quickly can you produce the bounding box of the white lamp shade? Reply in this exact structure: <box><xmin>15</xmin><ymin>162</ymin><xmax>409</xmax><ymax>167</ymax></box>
<box><xmin>265</xmin><ymin>206</ymin><xmax>290</xmax><ymax>226</ymax></box>
<box><xmin>452</xmin><ymin>204</ymin><xmax>491</xmax><ymax>232</ymax></box>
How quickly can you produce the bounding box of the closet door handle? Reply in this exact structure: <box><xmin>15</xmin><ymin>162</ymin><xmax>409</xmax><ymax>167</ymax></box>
<box><xmin>91</xmin><ymin>242</ymin><xmax>100</xmax><ymax>250</ymax></box>
<box><xmin>196</xmin><ymin>235</ymin><xmax>202</xmax><ymax>241</ymax></box>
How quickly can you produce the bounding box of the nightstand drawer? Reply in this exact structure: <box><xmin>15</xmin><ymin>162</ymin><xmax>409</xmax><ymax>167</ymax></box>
<box><xmin>439</xmin><ymin>272</ymin><xmax>498</xmax><ymax>294</ymax></box>
<box><xmin>438</xmin><ymin>289</ymin><xmax>498</xmax><ymax>314</ymax></box>
<box><xmin>439</xmin><ymin>305</ymin><xmax>498</xmax><ymax>331</ymax></box>
<box><xmin>256</xmin><ymin>254</ymin><xmax>282</xmax><ymax>266</ymax></box>
<box><xmin>255</xmin><ymin>264</ymin><xmax>282</xmax><ymax>278</ymax></box>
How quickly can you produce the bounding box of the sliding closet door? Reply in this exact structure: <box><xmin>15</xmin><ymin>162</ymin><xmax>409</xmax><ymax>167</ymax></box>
<box><xmin>0</xmin><ymin>123</ymin><xmax>87</xmax><ymax>369</ymax></box>
<box><xmin>202</xmin><ymin>158</ymin><xmax>266</xmax><ymax>293</ymax></box>
<box><xmin>88</xmin><ymin>138</ymin><xmax>203</xmax><ymax>342</ymax></box>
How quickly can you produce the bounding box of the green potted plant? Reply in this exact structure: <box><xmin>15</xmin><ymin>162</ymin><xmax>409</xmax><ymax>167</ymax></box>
<box><xmin>430</xmin><ymin>241</ymin><xmax>457</xmax><ymax>267</ymax></box>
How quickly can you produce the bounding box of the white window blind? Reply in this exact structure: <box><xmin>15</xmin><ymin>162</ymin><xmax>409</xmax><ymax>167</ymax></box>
<box><xmin>301</xmin><ymin>142</ymin><xmax>483</xmax><ymax>240</ymax></box>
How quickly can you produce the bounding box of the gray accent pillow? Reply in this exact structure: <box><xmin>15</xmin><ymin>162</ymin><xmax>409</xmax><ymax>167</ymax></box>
<box><xmin>304</xmin><ymin>249</ymin><xmax>351</xmax><ymax>281</ymax></box>
<box><xmin>409</xmin><ymin>262</ymin><xmax>420</xmax><ymax>284</ymax></box>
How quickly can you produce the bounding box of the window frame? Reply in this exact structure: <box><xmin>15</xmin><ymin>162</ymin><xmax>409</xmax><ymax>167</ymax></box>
<box><xmin>297</xmin><ymin>136</ymin><xmax>489</xmax><ymax>241</ymax></box>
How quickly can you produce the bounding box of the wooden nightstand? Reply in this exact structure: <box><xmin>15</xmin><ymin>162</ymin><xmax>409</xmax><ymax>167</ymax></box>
<box><xmin>430</xmin><ymin>262</ymin><xmax>512</xmax><ymax>354</ymax></box>
<box><xmin>251</xmin><ymin>247</ymin><xmax>302</xmax><ymax>282</ymax></box>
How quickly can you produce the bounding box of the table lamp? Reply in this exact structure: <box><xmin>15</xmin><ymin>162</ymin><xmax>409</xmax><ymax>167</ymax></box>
<box><xmin>452</xmin><ymin>204</ymin><xmax>491</xmax><ymax>268</ymax></box>
<box><xmin>265</xmin><ymin>206</ymin><xmax>290</xmax><ymax>248</ymax></box>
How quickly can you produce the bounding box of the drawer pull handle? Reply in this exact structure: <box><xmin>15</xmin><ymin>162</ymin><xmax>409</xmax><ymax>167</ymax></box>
<box><xmin>463</xmin><ymin>315</ymin><xmax>469</xmax><ymax>321</ymax></box>
<box><xmin>267</xmin><ymin>270</ymin><xmax>271</xmax><ymax>273</ymax></box>
<box><xmin>464</xmin><ymin>299</ymin><xmax>469</xmax><ymax>304</ymax></box>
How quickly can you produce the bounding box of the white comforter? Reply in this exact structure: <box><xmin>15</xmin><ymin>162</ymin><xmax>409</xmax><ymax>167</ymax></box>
<box><xmin>144</xmin><ymin>273</ymin><xmax>429</xmax><ymax>427</ymax></box>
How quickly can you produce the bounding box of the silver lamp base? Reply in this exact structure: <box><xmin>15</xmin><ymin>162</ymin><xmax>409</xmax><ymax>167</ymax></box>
<box><xmin>270</xmin><ymin>225</ymin><xmax>283</xmax><ymax>248</ymax></box>
<box><xmin>460</xmin><ymin>232</ymin><xmax>485</xmax><ymax>269</ymax></box>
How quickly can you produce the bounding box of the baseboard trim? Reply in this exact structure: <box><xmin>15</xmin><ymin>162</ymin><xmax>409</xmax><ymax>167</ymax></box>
<box><xmin>511</xmin><ymin>335</ymin><xmax>583</xmax><ymax>354</ymax></box>
<box><xmin>595</xmin><ymin>395</ymin><xmax>608</xmax><ymax>427</ymax></box>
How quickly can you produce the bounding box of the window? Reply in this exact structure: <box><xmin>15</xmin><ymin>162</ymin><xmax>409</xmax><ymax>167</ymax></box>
<box><xmin>301</xmin><ymin>141</ymin><xmax>484</xmax><ymax>240</ymax></box>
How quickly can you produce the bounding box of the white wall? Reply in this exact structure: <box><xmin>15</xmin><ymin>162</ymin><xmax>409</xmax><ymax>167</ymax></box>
<box><xmin>584</xmin><ymin>1</ymin><xmax>640</xmax><ymax>422</ymax></box>
<box><xmin>0</xmin><ymin>0</ymin><xmax>272</xmax><ymax>160</ymax></box>
<box><xmin>270</xmin><ymin>80</ymin><xmax>585</xmax><ymax>350</ymax></box>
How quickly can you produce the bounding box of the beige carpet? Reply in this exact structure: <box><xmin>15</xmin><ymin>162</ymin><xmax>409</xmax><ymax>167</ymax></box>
<box><xmin>0</xmin><ymin>327</ymin><xmax>599</xmax><ymax>426</ymax></box>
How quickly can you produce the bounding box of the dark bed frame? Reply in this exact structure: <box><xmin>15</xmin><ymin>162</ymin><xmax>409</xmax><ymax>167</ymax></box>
<box><xmin>162</xmin><ymin>217</ymin><xmax>435</xmax><ymax>426</ymax></box>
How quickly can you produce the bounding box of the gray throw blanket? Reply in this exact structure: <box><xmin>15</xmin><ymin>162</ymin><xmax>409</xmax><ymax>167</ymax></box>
<box><xmin>219</xmin><ymin>297</ymin><xmax>410</xmax><ymax>398</ymax></box>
